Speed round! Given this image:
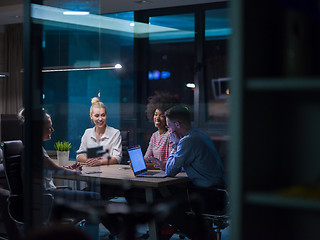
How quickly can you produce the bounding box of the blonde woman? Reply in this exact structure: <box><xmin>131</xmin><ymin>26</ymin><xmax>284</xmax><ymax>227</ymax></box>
<box><xmin>77</xmin><ymin>97</ymin><xmax>122</xmax><ymax>166</ymax></box>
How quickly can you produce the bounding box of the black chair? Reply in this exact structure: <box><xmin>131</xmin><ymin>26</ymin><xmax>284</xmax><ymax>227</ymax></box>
<box><xmin>0</xmin><ymin>114</ymin><xmax>23</xmax><ymax>142</ymax></box>
<box><xmin>0</xmin><ymin>148</ymin><xmax>7</xmax><ymax>187</ymax></box>
<box><xmin>0</xmin><ymin>140</ymin><xmax>53</xmax><ymax>224</ymax></box>
<box><xmin>179</xmin><ymin>188</ymin><xmax>230</xmax><ymax>240</ymax></box>
<box><xmin>120</xmin><ymin>131</ymin><xmax>130</xmax><ymax>165</ymax></box>
<box><xmin>201</xmin><ymin>189</ymin><xmax>230</xmax><ymax>240</ymax></box>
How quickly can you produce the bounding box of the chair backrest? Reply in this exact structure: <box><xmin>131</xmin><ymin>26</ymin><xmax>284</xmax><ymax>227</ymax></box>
<box><xmin>0</xmin><ymin>140</ymin><xmax>24</xmax><ymax>195</ymax></box>
<box><xmin>120</xmin><ymin>130</ymin><xmax>130</xmax><ymax>165</ymax></box>
<box><xmin>1</xmin><ymin>140</ymin><xmax>53</xmax><ymax>224</ymax></box>
<box><xmin>0</xmin><ymin>114</ymin><xmax>23</xmax><ymax>142</ymax></box>
<box><xmin>1</xmin><ymin>140</ymin><xmax>25</xmax><ymax>223</ymax></box>
<box><xmin>0</xmin><ymin>147</ymin><xmax>3</xmax><ymax>162</ymax></box>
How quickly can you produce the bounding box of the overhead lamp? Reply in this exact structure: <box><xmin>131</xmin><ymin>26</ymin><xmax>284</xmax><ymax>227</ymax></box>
<box><xmin>41</xmin><ymin>64</ymin><xmax>122</xmax><ymax>73</ymax></box>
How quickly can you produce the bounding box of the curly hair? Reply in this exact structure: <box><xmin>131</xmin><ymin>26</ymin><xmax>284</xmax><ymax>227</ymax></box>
<box><xmin>146</xmin><ymin>92</ymin><xmax>179</xmax><ymax>120</ymax></box>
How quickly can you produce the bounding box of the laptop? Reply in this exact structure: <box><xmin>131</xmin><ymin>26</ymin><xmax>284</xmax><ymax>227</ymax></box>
<box><xmin>128</xmin><ymin>146</ymin><xmax>167</xmax><ymax>178</ymax></box>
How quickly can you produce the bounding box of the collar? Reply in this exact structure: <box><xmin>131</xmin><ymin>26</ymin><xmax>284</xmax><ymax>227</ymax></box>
<box><xmin>90</xmin><ymin>126</ymin><xmax>110</xmax><ymax>142</ymax></box>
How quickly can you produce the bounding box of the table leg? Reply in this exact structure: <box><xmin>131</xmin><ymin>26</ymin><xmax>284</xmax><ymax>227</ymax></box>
<box><xmin>145</xmin><ymin>188</ymin><xmax>158</xmax><ymax>240</ymax></box>
<box><xmin>158</xmin><ymin>186</ymin><xmax>171</xmax><ymax>198</ymax></box>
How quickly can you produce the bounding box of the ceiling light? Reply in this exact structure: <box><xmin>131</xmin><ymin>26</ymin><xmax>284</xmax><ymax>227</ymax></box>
<box><xmin>31</xmin><ymin>4</ymin><xmax>178</xmax><ymax>36</ymax></box>
<box><xmin>134</xmin><ymin>0</ymin><xmax>153</xmax><ymax>4</ymax></box>
<box><xmin>186</xmin><ymin>83</ymin><xmax>195</xmax><ymax>88</ymax></box>
<box><xmin>63</xmin><ymin>11</ymin><xmax>90</xmax><ymax>15</ymax></box>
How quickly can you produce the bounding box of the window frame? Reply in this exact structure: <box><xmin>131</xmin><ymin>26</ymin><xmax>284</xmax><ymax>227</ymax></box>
<box><xmin>133</xmin><ymin>2</ymin><xmax>229</xmax><ymax>141</ymax></box>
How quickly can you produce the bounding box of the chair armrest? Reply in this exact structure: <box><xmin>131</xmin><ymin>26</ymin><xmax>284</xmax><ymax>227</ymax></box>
<box><xmin>8</xmin><ymin>193</ymin><xmax>54</xmax><ymax>224</ymax></box>
<box><xmin>7</xmin><ymin>194</ymin><xmax>24</xmax><ymax>224</ymax></box>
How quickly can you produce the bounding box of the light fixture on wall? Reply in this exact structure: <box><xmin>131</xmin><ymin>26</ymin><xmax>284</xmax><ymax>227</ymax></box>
<box><xmin>0</xmin><ymin>72</ymin><xmax>10</xmax><ymax>78</ymax></box>
<box><xmin>41</xmin><ymin>64</ymin><xmax>122</xmax><ymax>73</ymax></box>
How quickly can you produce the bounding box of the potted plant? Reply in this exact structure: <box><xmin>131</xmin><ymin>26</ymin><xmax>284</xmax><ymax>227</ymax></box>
<box><xmin>54</xmin><ymin>141</ymin><xmax>72</xmax><ymax>166</ymax></box>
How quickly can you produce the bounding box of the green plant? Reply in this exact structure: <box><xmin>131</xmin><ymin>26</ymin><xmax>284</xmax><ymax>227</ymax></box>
<box><xmin>54</xmin><ymin>141</ymin><xmax>72</xmax><ymax>151</ymax></box>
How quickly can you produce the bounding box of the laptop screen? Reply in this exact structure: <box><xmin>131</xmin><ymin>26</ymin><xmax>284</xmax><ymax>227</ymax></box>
<box><xmin>128</xmin><ymin>146</ymin><xmax>147</xmax><ymax>174</ymax></box>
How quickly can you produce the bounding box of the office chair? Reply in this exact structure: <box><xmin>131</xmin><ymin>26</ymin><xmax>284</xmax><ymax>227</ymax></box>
<box><xmin>1</xmin><ymin>140</ymin><xmax>54</xmax><ymax>224</ymax></box>
<box><xmin>0</xmin><ymin>149</ymin><xmax>7</xmax><ymax>187</ymax></box>
<box><xmin>120</xmin><ymin>131</ymin><xmax>130</xmax><ymax>165</ymax></box>
<box><xmin>0</xmin><ymin>114</ymin><xmax>23</xmax><ymax>142</ymax></box>
<box><xmin>200</xmin><ymin>188</ymin><xmax>230</xmax><ymax>240</ymax></box>
<box><xmin>179</xmin><ymin>188</ymin><xmax>230</xmax><ymax>240</ymax></box>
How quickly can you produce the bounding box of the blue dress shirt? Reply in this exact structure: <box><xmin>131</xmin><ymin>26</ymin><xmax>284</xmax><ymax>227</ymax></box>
<box><xmin>166</xmin><ymin>128</ymin><xmax>226</xmax><ymax>188</ymax></box>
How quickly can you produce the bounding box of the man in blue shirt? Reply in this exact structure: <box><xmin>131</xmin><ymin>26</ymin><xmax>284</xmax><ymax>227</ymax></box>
<box><xmin>164</xmin><ymin>105</ymin><xmax>226</xmax><ymax>239</ymax></box>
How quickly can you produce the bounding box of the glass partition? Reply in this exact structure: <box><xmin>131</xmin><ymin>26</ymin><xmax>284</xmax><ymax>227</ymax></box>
<box><xmin>204</xmin><ymin>8</ymin><xmax>231</xmax><ymax>122</ymax></box>
<box><xmin>148</xmin><ymin>13</ymin><xmax>195</xmax><ymax>108</ymax></box>
<box><xmin>27</xmin><ymin>1</ymin><xmax>128</xmax><ymax>237</ymax></box>
<box><xmin>38</xmin><ymin>6</ymin><xmax>133</xmax><ymax>159</ymax></box>
<box><xmin>23</xmin><ymin>0</ymin><xmax>230</xmax><ymax>238</ymax></box>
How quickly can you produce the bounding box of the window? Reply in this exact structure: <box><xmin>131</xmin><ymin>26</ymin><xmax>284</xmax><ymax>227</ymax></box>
<box><xmin>148</xmin><ymin>13</ymin><xmax>195</xmax><ymax>107</ymax></box>
<box><xmin>204</xmin><ymin>8</ymin><xmax>231</xmax><ymax>122</ymax></box>
<box><xmin>134</xmin><ymin>4</ymin><xmax>230</xmax><ymax>139</ymax></box>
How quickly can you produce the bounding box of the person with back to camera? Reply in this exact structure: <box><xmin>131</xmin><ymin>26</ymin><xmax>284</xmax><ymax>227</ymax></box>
<box><xmin>144</xmin><ymin>92</ymin><xmax>179</xmax><ymax>170</ymax></box>
<box><xmin>76</xmin><ymin>97</ymin><xmax>122</xmax><ymax>166</ymax></box>
<box><xmin>164</xmin><ymin>105</ymin><xmax>227</xmax><ymax>240</ymax></box>
<box><xmin>18</xmin><ymin>109</ymin><xmax>113</xmax><ymax>239</ymax></box>
<box><xmin>18</xmin><ymin>109</ymin><xmax>83</xmax><ymax>190</ymax></box>
<box><xmin>20</xmin><ymin>109</ymin><xmax>126</xmax><ymax>238</ymax></box>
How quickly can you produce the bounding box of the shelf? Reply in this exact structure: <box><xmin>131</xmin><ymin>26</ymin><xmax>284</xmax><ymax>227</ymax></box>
<box><xmin>245</xmin><ymin>191</ymin><xmax>320</xmax><ymax>211</ymax></box>
<box><xmin>246</xmin><ymin>78</ymin><xmax>320</xmax><ymax>91</ymax></box>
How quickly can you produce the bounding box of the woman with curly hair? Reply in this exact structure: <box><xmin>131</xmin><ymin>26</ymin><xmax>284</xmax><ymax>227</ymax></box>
<box><xmin>144</xmin><ymin>92</ymin><xmax>179</xmax><ymax>170</ymax></box>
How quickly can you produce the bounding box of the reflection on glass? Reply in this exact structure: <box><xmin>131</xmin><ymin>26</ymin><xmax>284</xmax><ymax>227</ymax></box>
<box><xmin>205</xmin><ymin>8</ymin><xmax>230</xmax><ymax>122</ymax></box>
<box><xmin>147</xmin><ymin>13</ymin><xmax>195</xmax><ymax>109</ymax></box>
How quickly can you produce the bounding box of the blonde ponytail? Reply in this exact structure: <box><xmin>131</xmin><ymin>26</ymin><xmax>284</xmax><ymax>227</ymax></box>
<box><xmin>90</xmin><ymin>97</ymin><xmax>107</xmax><ymax>117</ymax></box>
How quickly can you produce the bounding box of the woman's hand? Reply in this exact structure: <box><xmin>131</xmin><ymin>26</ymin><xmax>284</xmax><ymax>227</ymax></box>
<box><xmin>72</xmin><ymin>168</ymin><xmax>82</xmax><ymax>175</ymax></box>
<box><xmin>86</xmin><ymin>157</ymin><xmax>102</xmax><ymax>166</ymax></box>
<box><xmin>64</xmin><ymin>162</ymin><xmax>82</xmax><ymax>174</ymax></box>
<box><xmin>65</xmin><ymin>162</ymin><xmax>82</xmax><ymax>170</ymax></box>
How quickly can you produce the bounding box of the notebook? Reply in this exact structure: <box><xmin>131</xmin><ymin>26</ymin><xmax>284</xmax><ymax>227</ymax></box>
<box><xmin>128</xmin><ymin>146</ymin><xmax>167</xmax><ymax>178</ymax></box>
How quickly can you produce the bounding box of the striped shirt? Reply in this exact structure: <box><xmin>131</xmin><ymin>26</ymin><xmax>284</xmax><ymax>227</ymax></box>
<box><xmin>144</xmin><ymin>130</ymin><xmax>173</xmax><ymax>164</ymax></box>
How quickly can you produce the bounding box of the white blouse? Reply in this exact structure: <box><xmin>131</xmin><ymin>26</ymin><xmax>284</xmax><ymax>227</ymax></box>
<box><xmin>77</xmin><ymin>126</ymin><xmax>122</xmax><ymax>163</ymax></box>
